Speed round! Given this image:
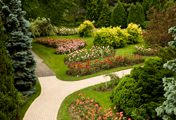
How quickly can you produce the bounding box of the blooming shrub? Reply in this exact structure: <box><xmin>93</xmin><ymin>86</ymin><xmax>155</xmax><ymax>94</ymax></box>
<box><xmin>35</xmin><ymin>38</ymin><xmax>86</xmax><ymax>54</ymax></box>
<box><xmin>126</xmin><ymin>23</ymin><xmax>143</xmax><ymax>44</ymax></box>
<box><xmin>78</xmin><ymin>20</ymin><xmax>95</xmax><ymax>37</ymax></box>
<box><xmin>66</xmin><ymin>55</ymin><xmax>144</xmax><ymax>76</ymax></box>
<box><xmin>57</xmin><ymin>27</ymin><xmax>78</xmax><ymax>36</ymax></box>
<box><xmin>64</xmin><ymin>46</ymin><xmax>115</xmax><ymax>63</ymax></box>
<box><xmin>69</xmin><ymin>94</ymin><xmax>121</xmax><ymax>120</ymax></box>
<box><xmin>134</xmin><ymin>45</ymin><xmax>158</xmax><ymax>56</ymax></box>
<box><xmin>93</xmin><ymin>27</ymin><xmax>128</xmax><ymax>48</ymax></box>
<box><xmin>30</xmin><ymin>17</ymin><xmax>57</xmax><ymax>37</ymax></box>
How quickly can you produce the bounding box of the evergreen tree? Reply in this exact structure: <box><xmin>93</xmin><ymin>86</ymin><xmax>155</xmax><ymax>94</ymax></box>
<box><xmin>96</xmin><ymin>0</ymin><xmax>111</xmax><ymax>27</ymax></box>
<box><xmin>0</xmin><ymin>19</ymin><xmax>20</xmax><ymax>120</ymax></box>
<box><xmin>127</xmin><ymin>2</ymin><xmax>145</xmax><ymax>28</ymax></box>
<box><xmin>86</xmin><ymin>0</ymin><xmax>99</xmax><ymax>22</ymax></box>
<box><xmin>1</xmin><ymin>0</ymin><xmax>37</xmax><ymax>91</ymax></box>
<box><xmin>156</xmin><ymin>26</ymin><xmax>176</xmax><ymax>120</ymax></box>
<box><xmin>142</xmin><ymin>0</ymin><xmax>153</xmax><ymax>14</ymax></box>
<box><xmin>110</xmin><ymin>0</ymin><xmax>127</xmax><ymax>27</ymax></box>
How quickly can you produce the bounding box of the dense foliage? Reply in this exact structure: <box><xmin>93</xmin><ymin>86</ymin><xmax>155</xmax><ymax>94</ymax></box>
<box><xmin>0</xmin><ymin>20</ymin><xmax>20</xmax><ymax>120</ymax></box>
<box><xmin>144</xmin><ymin>5</ymin><xmax>176</xmax><ymax>48</ymax></box>
<box><xmin>111</xmin><ymin>57</ymin><xmax>174</xmax><ymax>119</ymax></box>
<box><xmin>1</xmin><ymin>0</ymin><xmax>37</xmax><ymax>91</ymax></box>
<box><xmin>156</xmin><ymin>26</ymin><xmax>176</xmax><ymax>120</ymax></box>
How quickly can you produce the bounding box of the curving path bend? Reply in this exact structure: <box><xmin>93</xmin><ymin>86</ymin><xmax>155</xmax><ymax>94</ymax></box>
<box><xmin>23</xmin><ymin>52</ymin><xmax>132</xmax><ymax>120</ymax></box>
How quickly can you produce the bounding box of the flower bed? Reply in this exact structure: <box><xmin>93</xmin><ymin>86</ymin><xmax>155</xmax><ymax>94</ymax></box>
<box><xmin>69</xmin><ymin>94</ymin><xmax>120</xmax><ymax>120</ymax></box>
<box><xmin>66</xmin><ymin>55</ymin><xmax>144</xmax><ymax>76</ymax></box>
<box><xmin>64</xmin><ymin>46</ymin><xmax>115</xmax><ymax>63</ymax></box>
<box><xmin>35</xmin><ymin>38</ymin><xmax>86</xmax><ymax>54</ymax></box>
<box><xmin>134</xmin><ymin>45</ymin><xmax>158</xmax><ymax>56</ymax></box>
<box><xmin>57</xmin><ymin>27</ymin><xmax>78</xmax><ymax>36</ymax></box>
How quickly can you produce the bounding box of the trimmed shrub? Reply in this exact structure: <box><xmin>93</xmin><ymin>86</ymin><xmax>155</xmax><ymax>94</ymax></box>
<box><xmin>127</xmin><ymin>3</ymin><xmax>145</xmax><ymax>28</ymax></box>
<box><xmin>93</xmin><ymin>27</ymin><xmax>128</xmax><ymax>48</ymax></box>
<box><xmin>30</xmin><ymin>17</ymin><xmax>57</xmax><ymax>37</ymax></box>
<box><xmin>111</xmin><ymin>1</ymin><xmax>127</xmax><ymax>27</ymax></box>
<box><xmin>78</xmin><ymin>20</ymin><xmax>95</xmax><ymax>37</ymax></box>
<box><xmin>111</xmin><ymin>57</ymin><xmax>174</xmax><ymax>119</ymax></box>
<box><xmin>126</xmin><ymin>23</ymin><xmax>143</xmax><ymax>44</ymax></box>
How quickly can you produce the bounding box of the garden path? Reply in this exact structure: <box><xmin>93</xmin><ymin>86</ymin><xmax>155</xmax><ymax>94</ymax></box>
<box><xmin>23</xmin><ymin>52</ymin><xmax>132</xmax><ymax>120</ymax></box>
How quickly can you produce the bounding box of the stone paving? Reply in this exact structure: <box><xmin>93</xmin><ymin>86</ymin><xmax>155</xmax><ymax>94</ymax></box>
<box><xmin>23</xmin><ymin>52</ymin><xmax>132</xmax><ymax>120</ymax></box>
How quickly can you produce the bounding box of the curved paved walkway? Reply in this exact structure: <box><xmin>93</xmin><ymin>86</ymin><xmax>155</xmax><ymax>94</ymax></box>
<box><xmin>23</xmin><ymin>52</ymin><xmax>132</xmax><ymax>120</ymax></box>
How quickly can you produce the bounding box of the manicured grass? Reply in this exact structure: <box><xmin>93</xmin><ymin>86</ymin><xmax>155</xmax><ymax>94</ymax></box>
<box><xmin>19</xmin><ymin>80</ymin><xmax>41</xmax><ymax>120</ymax></box>
<box><xmin>57</xmin><ymin>84</ymin><xmax>112</xmax><ymax>120</ymax></box>
<box><xmin>32</xmin><ymin>35</ymin><xmax>141</xmax><ymax>81</ymax></box>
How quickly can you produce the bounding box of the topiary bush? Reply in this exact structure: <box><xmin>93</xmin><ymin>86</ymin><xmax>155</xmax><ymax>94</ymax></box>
<box><xmin>111</xmin><ymin>57</ymin><xmax>174</xmax><ymax>119</ymax></box>
<box><xmin>30</xmin><ymin>17</ymin><xmax>57</xmax><ymax>37</ymax></box>
<box><xmin>126</xmin><ymin>23</ymin><xmax>143</xmax><ymax>44</ymax></box>
<box><xmin>93</xmin><ymin>27</ymin><xmax>128</xmax><ymax>48</ymax></box>
<box><xmin>78</xmin><ymin>20</ymin><xmax>95</xmax><ymax>37</ymax></box>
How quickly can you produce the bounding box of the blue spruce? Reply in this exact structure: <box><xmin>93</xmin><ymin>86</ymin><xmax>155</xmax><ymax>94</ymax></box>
<box><xmin>1</xmin><ymin>0</ymin><xmax>37</xmax><ymax>91</ymax></box>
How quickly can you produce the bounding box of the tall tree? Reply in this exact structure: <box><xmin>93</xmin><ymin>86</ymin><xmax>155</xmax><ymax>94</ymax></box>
<box><xmin>1</xmin><ymin>0</ymin><xmax>37</xmax><ymax>91</ymax></box>
<box><xmin>96</xmin><ymin>0</ymin><xmax>111</xmax><ymax>27</ymax></box>
<box><xmin>127</xmin><ymin>2</ymin><xmax>145</xmax><ymax>27</ymax></box>
<box><xmin>0</xmin><ymin>19</ymin><xmax>20</xmax><ymax>120</ymax></box>
<box><xmin>110</xmin><ymin>0</ymin><xmax>127</xmax><ymax>27</ymax></box>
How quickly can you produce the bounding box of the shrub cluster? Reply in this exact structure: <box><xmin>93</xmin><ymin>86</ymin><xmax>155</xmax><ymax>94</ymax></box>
<box><xmin>69</xmin><ymin>94</ymin><xmax>121</xmax><ymax>120</ymax></box>
<box><xmin>66</xmin><ymin>55</ymin><xmax>144</xmax><ymax>76</ymax></box>
<box><xmin>57</xmin><ymin>27</ymin><xmax>78</xmax><ymax>36</ymax></box>
<box><xmin>36</xmin><ymin>38</ymin><xmax>86</xmax><ymax>54</ymax></box>
<box><xmin>111</xmin><ymin>57</ymin><xmax>174</xmax><ymax>119</ymax></box>
<box><xmin>134</xmin><ymin>45</ymin><xmax>158</xmax><ymax>56</ymax></box>
<box><xmin>93</xmin><ymin>23</ymin><xmax>142</xmax><ymax>48</ymax></box>
<box><xmin>30</xmin><ymin>17</ymin><xmax>57</xmax><ymax>37</ymax></box>
<box><xmin>64</xmin><ymin>46</ymin><xmax>115</xmax><ymax>63</ymax></box>
<box><xmin>78</xmin><ymin>20</ymin><xmax>95</xmax><ymax>37</ymax></box>
<box><xmin>93</xmin><ymin>27</ymin><xmax>128</xmax><ymax>48</ymax></box>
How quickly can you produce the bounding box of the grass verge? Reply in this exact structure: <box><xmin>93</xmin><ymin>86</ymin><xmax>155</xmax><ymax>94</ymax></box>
<box><xmin>19</xmin><ymin>80</ymin><xmax>41</xmax><ymax>120</ymax></box>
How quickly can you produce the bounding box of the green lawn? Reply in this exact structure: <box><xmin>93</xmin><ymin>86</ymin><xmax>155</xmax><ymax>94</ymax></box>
<box><xmin>57</xmin><ymin>84</ymin><xmax>112</xmax><ymax>120</ymax></box>
<box><xmin>32</xmin><ymin>35</ymin><xmax>142</xmax><ymax>81</ymax></box>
